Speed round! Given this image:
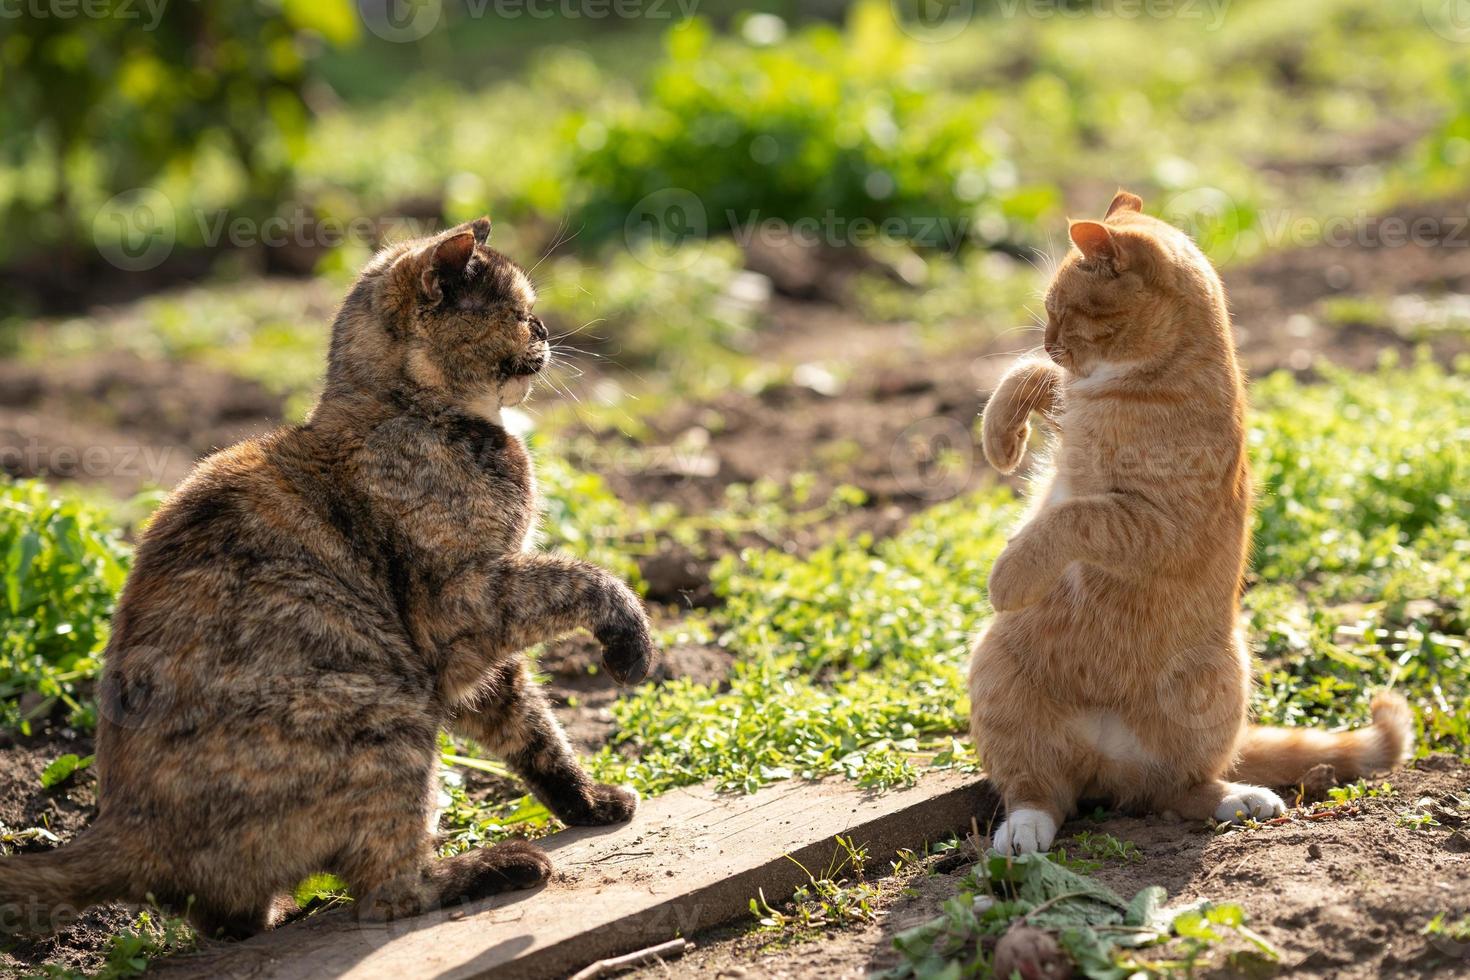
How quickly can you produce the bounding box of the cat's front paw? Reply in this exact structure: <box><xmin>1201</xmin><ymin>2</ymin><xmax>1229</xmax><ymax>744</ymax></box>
<box><xmin>990</xmin><ymin>808</ymin><xmax>1058</xmax><ymax>855</ymax></box>
<box><xmin>557</xmin><ymin>783</ymin><xmax>639</xmax><ymax>826</ymax></box>
<box><xmin>597</xmin><ymin>620</ymin><xmax>657</xmax><ymax>686</ymax></box>
<box><xmin>987</xmin><ymin>543</ymin><xmax>1059</xmax><ymax>612</ymax></box>
<box><xmin>982</xmin><ymin>419</ymin><xmax>1030</xmax><ymax>475</ymax></box>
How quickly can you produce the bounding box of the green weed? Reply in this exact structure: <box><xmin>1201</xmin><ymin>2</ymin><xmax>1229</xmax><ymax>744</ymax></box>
<box><xmin>0</xmin><ymin>481</ymin><xmax>130</xmax><ymax>732</ymax></box>
<box><xmin>22</xmin><ymin>907</ymin><xmax>195</xmax><ymax>980</ymax></box>
<box><xmin>751</xmin><ymin>836</ymin><xmax>880</xmax><ymax>939</ymax></box>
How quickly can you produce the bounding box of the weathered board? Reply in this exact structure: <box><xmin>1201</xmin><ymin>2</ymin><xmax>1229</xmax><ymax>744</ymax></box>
<box><xmin>150</xmin><ymin>772</ymin><xmax>999</xmax><ymax>980</ymax></box>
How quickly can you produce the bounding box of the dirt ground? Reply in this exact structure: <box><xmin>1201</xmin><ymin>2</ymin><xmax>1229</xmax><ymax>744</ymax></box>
<box><xmin>2</xmin><ymin>199</ymin><xmax>1469</xmax><ymax>977</ymax></box>
<box><xmin>628</xmin><ymin>758</ymin><xmax>1470</xmax><ymax>980</ymax></box>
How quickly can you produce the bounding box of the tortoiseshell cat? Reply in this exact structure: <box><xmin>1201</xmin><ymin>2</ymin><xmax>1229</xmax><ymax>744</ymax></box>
<box><xmin>970</xmin><ymin>192</ymin><xmax>1412</xmax><ymax>854</ymax></box>
<box><xmin>0</xmin><ymin>219</ymin><xmax>656</xmax><ymax>936</ymax></box>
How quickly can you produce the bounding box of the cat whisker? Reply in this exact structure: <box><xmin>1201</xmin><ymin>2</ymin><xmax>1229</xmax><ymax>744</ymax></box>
<box><xmin>527</xmin><ymin>217</ymin><xmax>583</xmax><ymax>278</ymax></box>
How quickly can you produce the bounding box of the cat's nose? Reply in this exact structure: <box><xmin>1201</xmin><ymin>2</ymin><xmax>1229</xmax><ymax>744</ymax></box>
<box><xmin>529</xmin><ymin>315</ymin><xmax>548</xmax><ymax>342</ymax></box>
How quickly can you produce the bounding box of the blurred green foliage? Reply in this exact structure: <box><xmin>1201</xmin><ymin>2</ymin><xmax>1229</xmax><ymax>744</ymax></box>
<box><xmin>5</xmin><ymin>0</ymin><xmax>1470</xmax><ymax>311</ymax></box>
<box><xmin>0</xmin><ymin>0</ymin><xmax>358</xmax><ymax>262</ymax></box>
<box><xmin>570</xmin><ymin>6</ymin><xmax>1053</xmax><ymax>246</ymax></box>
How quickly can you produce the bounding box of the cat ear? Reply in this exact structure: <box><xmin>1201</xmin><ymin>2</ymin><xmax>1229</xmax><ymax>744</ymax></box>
<box><xmin>1105</xmin><ymin>190</ymin><xmax>1144</xmax><ymax>219</ymax></box>
<box><xmin>450</xmin><ymin>216</ymin><xmax>492</xmax><ymax>245</ymax></box>
<box><xmin>1069</xmin><ymin>220</ymin><xmax>1118</xmax><ymax>264</ymax></box>
<box><xmin>419</xmin><ymin>230</ymin><xmax>477</xmax><ymax>301</ymax></box>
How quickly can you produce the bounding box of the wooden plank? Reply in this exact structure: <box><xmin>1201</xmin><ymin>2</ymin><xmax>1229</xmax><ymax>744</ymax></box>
<box><xmin>150</xmin><ymin>772</ymin><xmax>999</xmax><ymax>980</ymax></box>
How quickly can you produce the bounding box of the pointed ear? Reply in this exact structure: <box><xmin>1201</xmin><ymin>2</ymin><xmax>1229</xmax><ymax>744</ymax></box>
<box><xmin>419</xmin><ymin>230</ymin><xmax>476</xmax><ymax>301</ymax></box>
<box><xmin>461</xmin><ymin>216</ymin><xmax>492</xmax><ymax>244</ymax></box>
<box><xmin>1069</xmin><ymin>220</ymin><xmax>1117</xmax><ymax>264</ymax></box>
<box><xmin>1105</xmin><ymin>190</ymin><xmax>1143</xmax><ymax>219</ymax></box>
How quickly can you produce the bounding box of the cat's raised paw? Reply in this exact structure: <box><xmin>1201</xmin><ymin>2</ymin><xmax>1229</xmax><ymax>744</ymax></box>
<box><xmin>983</xmin><ymin>420</ymin><xmax>1030</xmax><ymax>475</ymax></box>
<box><xmin>990</xmin><ymin>808</ymin><xmax>1058</xmax><ymax>855</ymax></box>
<box><xmin>598</xmin><ymin>623</ymin><xmax>657</xmax><ymax>686</ymax></box>
<box><xmin>1214</xmin><ymin>786</ymin><xmax>1285</xmax><ymax>823</ymax></box>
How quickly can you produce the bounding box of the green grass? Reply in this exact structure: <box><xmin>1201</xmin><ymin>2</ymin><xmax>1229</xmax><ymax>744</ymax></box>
<box><xmin>5</xmin><ymin>363</ymin><xmax>1465</xmax><ymax>801</ymax></box>
<box><xmin>581</xmin><ymin>362</ymin><xmax>1470</xmax><ymax>806</ymax></box>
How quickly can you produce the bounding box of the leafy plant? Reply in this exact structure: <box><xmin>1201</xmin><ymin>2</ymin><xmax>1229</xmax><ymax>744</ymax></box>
<box><xmin>25</xmin><ymin>906</ymin><xmax>195</xmax><ymax>980</ymax></box>
<box><xmin>570</xmin><ymin>4</ymin><xmax>1049</xmax><ymax>248</ymax></box>
<box><xmin>751</xmin><ymin>836</ymin><xmax>880</xmax><ymax>939</ymax></box>
<box><xmin>1050</xmin><ymin>831</ymin><xmax>1141</xmax><ymax>873</ymax></box>
<box><xmin>885</xmin><ymin>854</ymin><xmax>1276</xmax><ymax>980</ymax></box>
<box><xmin>0</xmin><ymin>480</ymin><xmax>130</xmax><ymax>732</ymax></box>
<box><xmin>39</xmin><ymin>753</ymin><xmax>95</xmax><ymax>790</ymax></box>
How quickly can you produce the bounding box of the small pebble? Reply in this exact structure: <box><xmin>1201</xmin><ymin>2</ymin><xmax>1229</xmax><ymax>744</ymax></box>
<box><xmin>1308</xmin><ymin>843</ymin><xmax>1323</xmax><ymax>860</ymax></box>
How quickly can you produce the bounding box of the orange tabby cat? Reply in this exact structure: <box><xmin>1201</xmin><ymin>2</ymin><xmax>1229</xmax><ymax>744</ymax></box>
<box><xmin>969</xmin><ymin>191</ymin><xmax>1413</xmax><ymax>853</ymax></box>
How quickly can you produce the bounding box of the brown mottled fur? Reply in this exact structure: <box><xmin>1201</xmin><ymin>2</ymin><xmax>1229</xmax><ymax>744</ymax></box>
<box><xmin>0</xmin><ymin>218</ymin><xmax>657</xmax><ymax>936</ymax></box>
<box><xmin>969</xmin><ymin>192</ymin><xmax>1412</xmax><ymax>854</ymax></box>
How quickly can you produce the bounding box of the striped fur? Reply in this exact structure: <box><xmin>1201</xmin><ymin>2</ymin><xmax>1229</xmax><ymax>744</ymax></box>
<box><xmin>0</xmin><ymin>219</ymin><xmax>655</xmax><ymax>937</ymax></box>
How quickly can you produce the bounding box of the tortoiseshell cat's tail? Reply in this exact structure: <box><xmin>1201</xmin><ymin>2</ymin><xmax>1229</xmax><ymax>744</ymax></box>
<box><xmin>0</xmin><ymin>820</ymin><xmax>133</xmax><ymax>934</ymax></box>
<box><xmin>1230</xmin><ymin>692</ymin><xmax>1415</xmax><ymax>788</ymax></box>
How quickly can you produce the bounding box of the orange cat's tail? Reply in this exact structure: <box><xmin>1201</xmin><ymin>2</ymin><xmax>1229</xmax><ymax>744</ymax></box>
<box><xmin>1229</xmin><ymin>692</ymin><xmax>1415</xmax><ymax>787</ymax></box>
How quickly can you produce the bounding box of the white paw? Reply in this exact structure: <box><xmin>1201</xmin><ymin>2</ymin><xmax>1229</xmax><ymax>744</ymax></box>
<box><xmin>1214</xmin><ymin>785</ymin><xmax>1286</xmax><ymax>823</ymax></box>
<box><xmin>990</xmin><ymin>808</ymin><xmax>1058</xmax><ymax>855</ymax></box>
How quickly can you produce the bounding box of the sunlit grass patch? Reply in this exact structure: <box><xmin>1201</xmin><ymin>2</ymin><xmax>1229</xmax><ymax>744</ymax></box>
<box><xmin>590</xmin><ymin>362</ymin><xmax>1469</xmax><ymax>803</ymax></box>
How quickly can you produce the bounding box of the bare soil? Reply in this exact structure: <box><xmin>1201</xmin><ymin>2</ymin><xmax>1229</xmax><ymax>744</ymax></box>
<box><xmin>0</xmin><ymin>352</ymin><xmax>282</xmax><ymax>498</ymax></box>
<box><xmin>629</xmin><ymin>758</ymin><xmax>1470</xmax><ymax>980</ymax></box>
